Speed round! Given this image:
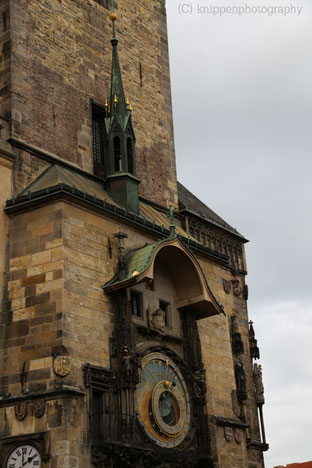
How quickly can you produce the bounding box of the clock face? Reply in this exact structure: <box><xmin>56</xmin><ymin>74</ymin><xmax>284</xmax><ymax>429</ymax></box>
<box><xmin>135</xmin><ymin>352</ymin><xmax>191</xmax><ymax>448</ymax></box>
<box><xmin>6</xmin><ymin>444</ymin><xmax>41</xmax><ymax>468</ymax></box>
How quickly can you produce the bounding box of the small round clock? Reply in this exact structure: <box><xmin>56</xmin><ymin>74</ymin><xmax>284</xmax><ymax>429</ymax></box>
<box><xmin>6</xmin><ymin>444</ymin><xmax>41</xmax><ymax>468</ymax></box>
<box><xmin>135</xmin><ymin>351</ymin><xmax>191</xmax><ymax>448</ymax></box>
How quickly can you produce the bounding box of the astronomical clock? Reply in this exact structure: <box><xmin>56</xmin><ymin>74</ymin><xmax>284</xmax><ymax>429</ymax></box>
<box><xmin>136</xmin><ymin>352</ymin><xmax>191</xmax><ymax>449</ymax></box>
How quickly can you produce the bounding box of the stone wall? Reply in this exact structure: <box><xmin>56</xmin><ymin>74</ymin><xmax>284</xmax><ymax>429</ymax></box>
<box><xmin>1</xmin><ymin>198</ymin><xmax>160</xmax><ymax>394</ymax></box>
<box><xmin>0</xmin><ymin>396</ymin><xmax>89</xmax><ymax>468</ymax></box>
<box><xmin>198</xmin><ymin>257</ymin><xmax>263</xmax><ymax>467</ymax></box>
<box><xmin>0</xmin><ymin>154</ymin><xmax>13</xmax><ymax>316</ymax></box>
<box><xmin>1</xmin><ymin>196</ymin><xmax>264</xmax><ymax>467</ymax></box>
<box><xmin>0</xmin><ymin>0</ymin><xmax>11</xmax><ymax>117</ymax></box>
<box><xmin>7</xmin><ymin>0</ymin><xmax>177</xmax><ymax>207</ymax></box>
<box><xmin>0</xmin><ymin>202</ymin><xmax>65</xmax><ymax>396</ymax></box>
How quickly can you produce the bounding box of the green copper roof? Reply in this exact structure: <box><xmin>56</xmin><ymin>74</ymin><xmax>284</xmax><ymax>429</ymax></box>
<box><xmin>104</xmin><ymin>241</ymin><xmax>161</xmax><ymax>289</ymax></box>
<box><xmin>110</xmin><ymin>38</ymin><xmax>128</xmax><ymax>123</ymax></box>
<box><xmin>6</xmin><ymin>164</ymin><xmax>229</xmax><ymax>266</ymax></box>
<box><xmin>18</xmin><ymin>164</ymin><xmax>119</xmax><ymax>206</ymax></box>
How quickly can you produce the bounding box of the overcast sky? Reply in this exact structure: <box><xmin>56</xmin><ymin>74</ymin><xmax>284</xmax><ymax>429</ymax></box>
<box><xmin>166</xmin><ymin>1</ymin><xmax>312</xmax><ymax>466</ymax></box>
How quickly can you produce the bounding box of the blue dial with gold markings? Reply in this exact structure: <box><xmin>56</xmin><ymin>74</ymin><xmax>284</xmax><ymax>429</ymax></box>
<box><xmin>136</xmin><ymin>352</ymin><xmax>191</xmax><ymax>448</ymax></box>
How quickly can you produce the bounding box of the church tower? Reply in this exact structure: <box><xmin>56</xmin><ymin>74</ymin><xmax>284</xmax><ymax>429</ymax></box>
<box><xmin>0</xmin><ymin>1</ymin><xmax>268</xmax><ymax>467</ymax></box>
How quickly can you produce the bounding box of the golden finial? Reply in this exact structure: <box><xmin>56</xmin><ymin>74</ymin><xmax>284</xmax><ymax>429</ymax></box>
<box><xmin>126</xmin><ymin>97</ymin><xmax>130</xmax><ymax>108</ymax></box>
<box><xmin>129</xmin><ymin>103</ymin><xmax>133</xmax><ymax>112</ymax></box>
<box><xmin>113</xmin><ymin>94</ymin><xmax>118</xmax><ymax>105</ymax></box>
<box><xmin>109</xmin><ymin>12</ymin><xmax>117</xmax><ymax>22</ymax></box>
<box><xmin>104</xmin><ymin>99</ymin><xmax>109</xmax><ymax>109</ymax></box>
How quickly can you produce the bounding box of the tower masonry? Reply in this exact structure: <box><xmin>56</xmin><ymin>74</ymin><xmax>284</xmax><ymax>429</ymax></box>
<box><xmin>0</xmin><ymin>1</ymin><xmax>268</xmax><ymax>467</ymax></box>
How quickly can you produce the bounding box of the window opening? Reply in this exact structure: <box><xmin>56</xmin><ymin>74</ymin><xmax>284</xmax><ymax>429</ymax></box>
<box><xmin>131</xmin><ymin>291</ymin><xmax>142</xmax><ymax>317</ymax></box>
<box><xmin>113</xmin><ymin>136</ymin><xmax>122</xmax><ymax>172</ymax></box>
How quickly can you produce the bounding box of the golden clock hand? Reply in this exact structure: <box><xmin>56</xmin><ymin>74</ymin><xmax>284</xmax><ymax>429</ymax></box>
<box><xmin>164</xmin><ymin>360</ymin><xmax>170</xmax><ymax>384</ymax></box>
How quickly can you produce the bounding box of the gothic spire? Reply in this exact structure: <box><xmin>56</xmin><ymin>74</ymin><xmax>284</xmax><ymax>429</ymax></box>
<box><xmin>102</xmin><ymin>2</ymin><xmax>139</xmax><ymax>214</ymax></box>
<box><xmin>109</xmin><ymin>6</ymin><xmax>130</xmax><ymax>124</ymax></box>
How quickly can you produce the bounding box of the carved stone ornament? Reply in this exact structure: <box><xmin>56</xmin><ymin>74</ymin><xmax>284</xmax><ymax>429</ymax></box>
<box><xmin>231</xmin><ymin>315</ymin><xmax>244</xmax><ymax>355</ymax></box>
<box><xmin>33</xmin><ymin>398</ymin><xmax>46</xmax><ymax>418</ymax></box>
<box><xmin>234</xmin><ymin>428</ymin><xmax>243</xmax><ymax>444</ymax></box>
<box><xmin>234</xmin><ymin>361</ymin><xmax>247</xmax><ymax>401</ymax></box>
<box><xmin>83</xmin><ymin>363</ymin><xmax>114</xmax><ymax>388</ymax></box>
<box><xmin>222</xmin><ymin>279</ymin><xmax>231</xmax><ymax>294</ymax></box>
<box><xmin>224</xmin><ymin>426</ymin><xmax>233</xmax><ymax>442</ymax></box>
<box><xmin>53</xmin><ymin>355</ymin><xmax>72</xmax><ymax>377</ymax></box>
<box><xmin>193</xmin><ymin>369</ymin><xmax>207</xmax><ymax>397</ymax></box>
<box><xmin>231</xmin><ymin>279</ymin><xmax>242</xmax><ymax>297</ymax></box>
<box><xmin>149</xmin><ymin>306</ymin><xmax>166</xmax><ymax>334</ymax></box>
<box><xmin>249</xmin><ymin>321</ymin><xmax>260</xmax><ymax>360</ymax></box>
<box><xmin>14</xmin><ymin>401</ymin><xmax>28</xmax><ymax>421</ymax></box>
<box><xmin>121</xmin><ymin>346</ymin><xmax>141</xmax><ymax>384</ymax></box>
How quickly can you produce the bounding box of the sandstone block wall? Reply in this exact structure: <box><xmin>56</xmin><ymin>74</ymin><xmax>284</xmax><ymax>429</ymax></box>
<box><xmin>1</xmin><ymin>197</ymin><xmax>264</xmax><ymax>467</ymax></box>
<box><xmin>198</xmin><ymin>257</ymin><xmax>263</xmax><ymax>467</ymax></box>
<box><xmin>0</xmin><ymin>396</ymin><xmax>88</xmax><ymax>468</ymax></box>
<box><xmin>0</xmin><ymin>202</ymin><xmax>66</xmax><ymax>395</ymax></box>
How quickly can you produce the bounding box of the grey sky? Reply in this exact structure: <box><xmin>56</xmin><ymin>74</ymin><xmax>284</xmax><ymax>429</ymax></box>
<box><xmin>166</xmin><ymin>1</ymin><xmax>312</xmax><ymax>466</ymax></box>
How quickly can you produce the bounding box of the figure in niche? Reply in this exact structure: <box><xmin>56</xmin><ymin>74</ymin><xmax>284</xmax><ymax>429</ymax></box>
<box><xmin>121</xmin><ymin>346</ymin><xmax>132</xmax><ymax>380</ymax></box>
<box><xmin>121</xmin><ymin>346</ymin><xmax>141</xmax><ymax>383</ymax></box>
<box><xmin>253</xmin><ymin>363</ymin><xmax>265</xmax><ymax>405</ymax></box>
<box><xmin>193</xmin><ymin>370</ymin><xmax>207</xmax><ymax>397</ymax></box>
<box><xmin>234</xmin><ymin>361</ymin><xmax>247</xmax><ymax>401</ymax></box>
<box><xmin>149</xmin><ymin>307</ymin><xmax>166</xmax><ymax>334</ymax></box>
<box><xmin>231</xmin><ymin>315</ymin><xmax>244</xmax><ymax>355</ymax></box>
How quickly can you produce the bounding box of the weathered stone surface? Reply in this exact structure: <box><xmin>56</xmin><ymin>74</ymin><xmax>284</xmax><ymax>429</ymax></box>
<box><xmin>0</xmin><ymin>2</ymin><xmax>264</xmax><ymax>468</ymax></box>
<box><xmin>5</xmin><ymin>0</ymin><xmax>177</xmax><ymax>208</ymax></box>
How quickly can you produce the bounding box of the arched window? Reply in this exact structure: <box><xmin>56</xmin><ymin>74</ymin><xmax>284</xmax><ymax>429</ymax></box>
<box><xmin>127</xmin><ymin>138</ymin><xmax>134</xmax><ymax>173</ymax></box>
<box><xmin>113</xmin><ymin>136</ymin><xmax>121</xmax><ymax>172</ymax></box>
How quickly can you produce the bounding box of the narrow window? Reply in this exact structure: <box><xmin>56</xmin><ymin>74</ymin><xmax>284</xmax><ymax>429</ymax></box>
<box><xmin>92</xmin><ymin>390</ymin><xmax>103</xmax><ymax>441</ymax></box>
<box><xmin>92</xmin><ymin>106</ymin><xmax>106</xmax><ymax>179</ymax></box>
<box><xmin>2</xmin><ymin>12</ymin><xmax>7</xmax><ymax>32</ymax></box>
<box><xmin>131</xmin><ymin>291</ymin><xmax>142</xmax><ymax>317</ymax></box>
<box><xmin>113</xmin><ymin>136</ymin><xmax>121</xmax><ymax>172</ymax></box>
<box><xmin>127</xmin><ymin>138</ymin><xmax>134</xmax><ymax>173</ymax></box>
<box><xmin>159</xmin><ymin>300</ymin><xmax>170</xmax><ymax>326</ymax></box>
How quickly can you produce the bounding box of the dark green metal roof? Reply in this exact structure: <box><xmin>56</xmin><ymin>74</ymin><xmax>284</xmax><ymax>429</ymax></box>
<box><xmin>18</xmin><ymin>164</ymin><xmax>119</xmax><ymax>206</ymax></box>
<box><xmin>5</xmin><ymin>164</ymin><xmax>230</xmax><ymax>266</ymax></box>
<box><xmin>104</xmin><ymin>240</ymin><xmax>162</xmax><ymax>289</ymax></box>
<box><xmin>178</xmin><ymin>182</ymin><xmax>247</xmax><ymax>241</ymax></box>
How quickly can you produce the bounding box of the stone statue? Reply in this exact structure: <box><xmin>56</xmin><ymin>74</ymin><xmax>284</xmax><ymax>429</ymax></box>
<box><xmin>231</xmin><ymin>315</ymin><xmax>240</xmax><ymax>334</ymax></box>
<box><xmin>253</xmin><ymin>363</ymin><xmax>265</xmax><ymax>405</ymax></box>
<box><xmin>149</xmin><ymin>307</ymin><xmax>166</xmax><ymax>334</ymax></box>
<box><xmin>248</xmin><ymin>320</ymin><xmax>255</xmax><ymax>340</ymax></box>
<box><xmin>121</xmin><ymin>346</ymin><xmax>141</xmax><ymax>384</ymax></box>
<box><xmin>234</xmin><ymin>361</ymin><xmax>247</xmax><ymax>401</ymax></box>
<box><xmin>121</xmin><ymin>346</ymin><xmax>132</xmax><ymax>380</ymax></box>
<box><xmin>193</xmin><ymin>370</ymin><xmax>207</xmax><ymax>397</ymax></box>
<box><xmin>231</xmin><ymin>316</ymin><xmax>244</xmax><ymax>355</ymax></box>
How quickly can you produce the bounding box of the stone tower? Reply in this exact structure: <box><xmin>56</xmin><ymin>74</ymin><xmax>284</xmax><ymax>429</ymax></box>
<box><xmin>0</xmin><ymin>1</ymin><xmax>268</xmax><ymax>467</ymax></box>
